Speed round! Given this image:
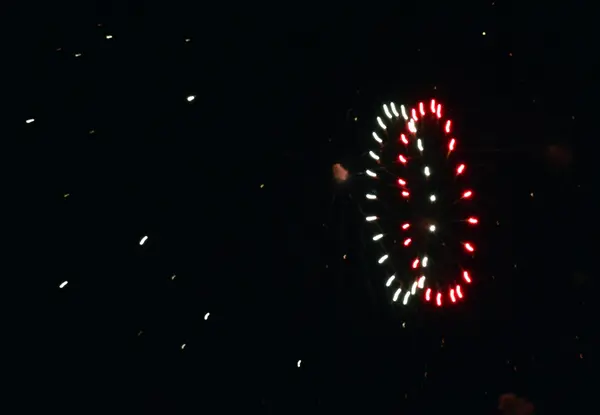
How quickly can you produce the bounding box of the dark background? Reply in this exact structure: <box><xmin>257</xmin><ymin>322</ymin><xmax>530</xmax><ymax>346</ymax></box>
<box><xmin>7</xmin><ymin>2</ymin><xmax>594</xmax><ymax>413</ymax></box>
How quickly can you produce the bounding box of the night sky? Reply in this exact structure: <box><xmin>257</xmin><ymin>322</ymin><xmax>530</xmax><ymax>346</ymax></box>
<box><xmin>10</xmin><ymin>2</ymin><xmax>594</xmax><ymax>413</ymax></box>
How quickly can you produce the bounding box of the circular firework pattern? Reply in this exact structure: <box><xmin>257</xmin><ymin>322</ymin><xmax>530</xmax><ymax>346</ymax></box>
<box><xmin>362</xmin><ymin>99</ymin><xmax>477</xmax><ymax>307</ymax></box>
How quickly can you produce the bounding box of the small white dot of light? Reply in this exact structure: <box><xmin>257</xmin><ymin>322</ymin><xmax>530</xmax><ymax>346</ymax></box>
<box><xmin>422</xmin><ymin>256</ymin><xmax>428</xmax><ymax>267</ymax></box>
<box><xmin>424</xmin><ymin>166</ymin><xmax>431</xmax><ymax>177</ymax></box>
<box><xmin>373</xmin><ymin>233</ymin><xmax>383</xmax><ymax>241</ymax></box>
<box><xmin>366</xmin><ymin>194</ymin><xmax>377</xmax><ymax>200</ymax></box>
<box><xmin>402</xmin><ymin>322</ymin><xmax>406</xmax><ymax>328</ymax></box>
<box><xmin>482</xmin><ymin>32</ymin><xmax>486</xmax><ymax>36</ymax></box>
<box><xmin>354</xmin><ymin>117</ymin><xmax>358</xmax><ymax>121</ymax></box>
<box><xmin>376</xmin><ymin>116</ymin><xmax>386</xmax><ymax>130</ymax></box>
<box><xmin>385</xmin><ymin>275</ymin><xmax>395</xmax><ymax>287</ymax></box>
<box><xmin>417</xmin><ymin>139</ymin><xmax>424</xmax><ymax>151</ymax></box>
<box><xmin>369</xmin><ymin>151</ymin><xmax>380</xmax><ymax>161</ymax></box>
<box><xmin>366</xmin><ymin>216</ymin><xmax>377</xmax><ymax>222</ymax></box>
<box><xmin>171</xmin><ymin>274</ymin><xmax>176</xmax><ymax>280</ymax></box>
<box><xmin>187</xmin><ymin>95</ymin><xmax>196</xmax><ymax>102</ymax></box>
<box><xmin>378</xmin><ymin>254</ymin><xmax>389</xmax><ymax>264</ymax></box>
<box><xmin>393</xmin><ymin>288</ymin><xmax>402</xmax><ymax>302</ymax></box>
<box><xmin>139</xmin><ymin>235</ymin><xmax>148</xmax><ymax>245</ymax></box>
<box><xmin>181</xmin><ymin>344</ymin><xmax>186</xmax><ymax>350</ymax></box>
<box><xmin>411</xmin><ymin>281</ymin><xmax>417</xmax><ymax>295</ymax></box>
<box><xmin>26</xmin><ymin>118</ymin><xmax>35</xmax><ymax>124</ymax></box>
<box><xmin>74</xmin><ymin>53</ymin><xmax>82</xmax><ymax>57</ymax></box>
<box><xmin>365</xmin><ymin>169</ymin><xmax>377</xmax><ymax>178</ymax></box>
<box><xmin>390</xmin><ymin>102</ymin><xmax>399</xmax><ymax>117</ymax></box>
<box><xmin>297</xmin><ymin>360</ymin><xmax>302</xmax><ymax>367</ymax></box>
<box><xmin>185</xmin><ymin>38</ymin><xmax>191</xmax><ymax>42</ymax></box>
<box><xmin>530</xmin><ymin>192</ymin><xmax>534</xmax><ymax>197</ymax></box>
<box><xmin>106</xmin><ymin>35</ymin><xmax>113</xmax><ymax>39</ymax></box>
<box><xmin>59</xmin><ymin>281</ymin><xmax>68</xmax><ymax>288</ymax></box>
<box><xmin>429</xmin><ymin>225</ymin><xmax>436</xmax><ymax>232</ymax></box>
<box><xmin>260</xmin><ymin>184</ymin><xmax>264</xmax><ymax>188</ymax></box>
<box><xmin>429</xmin><ymin>195</ymin><xmax>436</xmax><ymax>202</ymax></box>
<box><xmin>372</xmin><ymin>132</ymin><xmax>383</xmax><ymax>143</ymax></box>
<box><xmin>204</xmin><ymin>312</ymin><xmax>210</xmax><ymax>320</ymax></box>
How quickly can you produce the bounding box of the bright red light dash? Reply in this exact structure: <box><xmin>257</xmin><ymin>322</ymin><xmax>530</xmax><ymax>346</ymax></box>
<box><xmin>398</xmin><ymin>155</ymin><xmax>407</xmax><ymax>164</ymax></box>
<box><xmin>449</xmin><ymin>138</ymin><xmax>456</xmax><ymax>152</ymax></box>
<box><xmin>408</xmin><ymin>120</ymin><xmax>417</xmax><ymax>133</ymax></box>
<box><xmin>456</xmin><ymin>285</ymin><xmax>463</xmax><ymax>298</ymax></box>
<box><xmin>403</xmin><ymin>238</ymin><xmax>412</xmax><ymax>246</ymax></box>
<box><xmin>463</xmin><ymin>271</ymin><xmax>472</xmax><ymax>283</ymax></box>
<box><xmin>467</xmin><ymin>217</ymin><xmax>478</xmax><ymax>224</ymax></box>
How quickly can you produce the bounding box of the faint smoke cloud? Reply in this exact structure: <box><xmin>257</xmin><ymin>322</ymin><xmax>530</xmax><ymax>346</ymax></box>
<box><xmin>498</xmin><ymin>393</ymin><xmax>534</xmax><ymax>415</ymax></box>
<box><xmin>332</xmin><ymin>163</ymin><xmax>349</xmax><ymax>183</ymax></box>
